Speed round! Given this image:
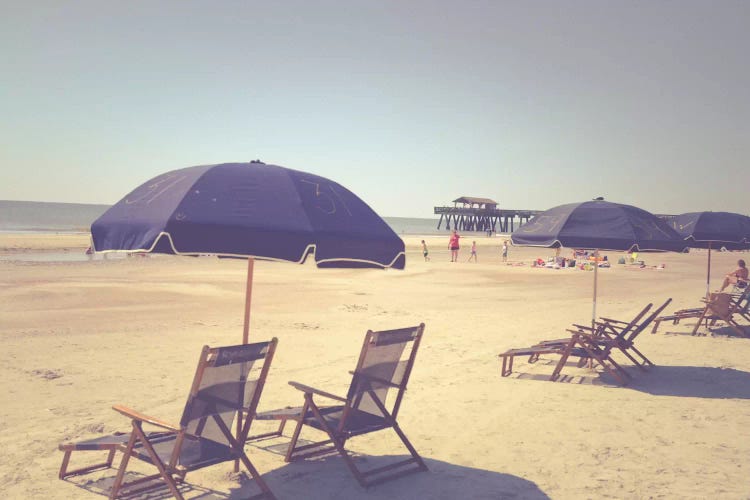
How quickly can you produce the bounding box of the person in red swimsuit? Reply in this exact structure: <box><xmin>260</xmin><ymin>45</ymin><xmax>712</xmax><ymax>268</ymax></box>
<box><xmin>449</xmin><ymin>230</ymin><xmax>460</xmax><ymax>262</ymax></box>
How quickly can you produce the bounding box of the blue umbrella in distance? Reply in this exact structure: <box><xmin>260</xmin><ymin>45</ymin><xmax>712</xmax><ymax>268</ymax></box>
<box><xmin>511</xmin><ymin>199</ymin><xmax>686</xmax><ymax>324</ymax></box>
<box><xmin>668</xmin><ymin>211</ymin><xmax>750</xmax><ymax>296</ymax></box>
<box><xmin>92</xmin><ymin>161</ymin><xmax>405</xmax><ymax>343</ymax></box>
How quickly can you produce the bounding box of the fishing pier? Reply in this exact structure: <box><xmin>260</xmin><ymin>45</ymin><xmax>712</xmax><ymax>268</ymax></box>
<box><xmin>434</xmin><ymin>197</ymin><xmax>540</xmax><ymax>233</ymax></box>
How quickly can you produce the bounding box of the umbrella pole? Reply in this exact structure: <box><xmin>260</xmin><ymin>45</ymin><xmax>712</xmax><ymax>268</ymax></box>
<box><xmin>236</xmin><ymin>257</ymin><xmax>255</xmax><ymax>472</ymax></box>
<box><xmin>706</xmin><ymin>243</ymin><xmax>712</xmax><ymax>298</ymax></box>
<box><xmin>592</xmin><ymin>250</ymin><xmax>599</xmax><ymax>329</ymax></box>
<box><xmin>589</xmin><ymin>250</ymin><xmax>599</xmax><ymax>371</ymax></box>
<box><xmin>242</xmin><ymin>257</ymin><xmax>255</xmax><ymax>344</ymax></box>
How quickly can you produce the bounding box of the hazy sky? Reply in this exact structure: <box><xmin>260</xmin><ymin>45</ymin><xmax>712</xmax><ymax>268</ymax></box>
<box><xmin>2</xmin><ymin>1</ymin><xmax>748</xmax><ymax>218</ymax></box>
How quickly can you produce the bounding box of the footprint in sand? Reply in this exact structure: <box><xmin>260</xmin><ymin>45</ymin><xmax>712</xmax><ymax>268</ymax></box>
<box><xmin>30</xmin><ymin>368</ymin><xmax>63</xmax><ymax>380</ymax></box>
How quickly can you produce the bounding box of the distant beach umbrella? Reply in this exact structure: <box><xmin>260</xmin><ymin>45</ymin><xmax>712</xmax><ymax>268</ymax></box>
<box><xmin>92</xmin><ymin>161</ymin><xmax>405</xmax><ymax>344</ymax></box>
<box><xmin>668</xmin><ymin>211</ymin><xmax>750</xmax><ymax>296</ymax></box>
<box><xmin>511</xmin><ymin>199</ymin><xmax>686</xmax><ymax>325</ymax></box>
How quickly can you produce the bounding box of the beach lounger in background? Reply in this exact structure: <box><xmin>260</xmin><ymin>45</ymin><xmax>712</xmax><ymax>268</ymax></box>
<box><xmin>499</xmin><ymin>328</ymin><xmax>630</xmax><ymax>384</ymax></box>
<box><xmin>536</xmin><ymin>302</ymin><xmax>652</xmax><ymax>350</ymax></box>
<box><xmin>583</xmin><ymin>298</ymin><xmax>671</xmax><ymax>370</ymax></box>
<box><xmin>499</xmin><ymin>300</ymin><xmax>671</xmax><ymax>384</ymax></box>
<box><xmin>653</xmin><ymin>289</ymin><xmax>750</xmax><ymax>334</ymax></box>
<box><xmin>691</xmin><ymin>292</ymin><xmax>750</xmax><ymax>337</ymax></box>
<box><xmin>59</xmin><ymin>340</ymin><xmax>278</xmax><ymax>500</ymax></box>
<box><xmin>253</xmin><ymin>324</ymin><xmax>427</xmax><ymax>487</ymax></box>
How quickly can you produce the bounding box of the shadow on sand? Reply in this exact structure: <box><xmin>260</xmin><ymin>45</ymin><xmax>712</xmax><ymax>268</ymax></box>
<box><xmin>257</xmin><ymin>455</ymin><xmax>550</xmax><ymax>500</ymax></box>
<box><xmin>63</xmin><ymin>455</ymin><xmax>549</xmax><ymax>500</ymax></box>
<box><xmin>505</xmin><ymin>358</ymin><xmax>750</xmax><ymax>399</ymax></box>
<box><xmin>627</xmin><ymin>365</ymin><xmax>750</xmax><ymax>399</ymax></box>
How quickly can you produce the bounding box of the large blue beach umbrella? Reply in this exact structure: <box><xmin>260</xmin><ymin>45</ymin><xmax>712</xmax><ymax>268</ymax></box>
<box><xmin>92</xmin><ymin>161</ymin><xmax>406</xmax><ymax>344</ymax></box>
<box><xmin>668</xmin><ymin>211</ymin><xmax>750</xmax><ymax>295</ymax></box>
<box><xmin>511</xmin><ymin>199</ymin><xmax>686</xmax><ymax>324</ymax></box>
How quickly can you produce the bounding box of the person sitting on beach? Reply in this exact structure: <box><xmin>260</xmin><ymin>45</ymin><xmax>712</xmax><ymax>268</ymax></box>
<box><xmin>719</xmin><ymin>259</ymin><xmax>748</xmax><ymax>291</ymax></box>
<box><xmin>449</xmin><ymin>230</ymin><xmax>460</xmax><ymax>262</ymax></box>
<box><xmin>421</xmin><ymin>240</ymin><xmax>430</xmax><ymax>261</ymax></box>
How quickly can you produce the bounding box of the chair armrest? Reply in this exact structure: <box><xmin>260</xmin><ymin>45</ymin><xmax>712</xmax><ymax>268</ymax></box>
<box><xmin>598</xmin><ymin>317</ymin><xmax>627</xmax><ymax>325</ymax></box>
<box><xmin>348</xmin><ymin>370</ymin><xmax>402</xmax><ymax>389</ymax></box>
<box><xmin>112</xmin><ymin>404</ymin><xmax>181</xmax><ymax>432</ymax></box>
<box><xmin>288</xmin><ymin>381</ymin><xmax>347</xmax><ymax>402</ymax></box>
<box><xmin>570</xmin><ymin>324</ymin><xmax>597</xmax><ymax>332</ymax></box>
<box><xmin>566</xmin><ymin>329</ymin><xmax>606</xmax><ymax>343</ymax></box>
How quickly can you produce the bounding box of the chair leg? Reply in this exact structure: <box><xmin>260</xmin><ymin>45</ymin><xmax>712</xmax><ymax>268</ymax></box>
<box><xmin>285</xmin><ymin>402</ymin><xmax>309</xmax><ymax>463</ymax></box>
<box><xmin>304</xmin><ymin>398</ymin><xmax>367</xmax><ymax>486</ymax></box>
<box><xmin>500</xmin><ymin>354</ymin><xmax>514</xmax><ymax>377</ymax></box>
<box><xmin>390</xmin><ymin>421</ymin><xmax>428</xmax><ymax>472</ymax></box>
<box><xmin>550</xmin><ymin>343</ymin><xmax>575</xmax><ymax>381</ymax></box>
<box><xmin>109</xmin><ymin>430</ymin><xmax>137</xmax><ymax>500</ymax></box>
<box><xmin>111</xmin><ymin>422</ymin><xmax>183</xmax><ymax>500</ymax></box>
<box><xmin>59</xmin><ymin>446</ymin><xmax>118</xmax><ymax>480</ymax></box>
<box><xmin>624</xmin><ymin>345</ymin><xmax>654</xmax><ymax>367</ymax></box>
<box><xmin>651</xmin><ymin>318</ymin><xmax>663</xmax><ymax>333</ymax></box>
<box><xmin>238</xmin><ymin>452</ymin><xmax>277</xmax><ymax>500</ymax></box>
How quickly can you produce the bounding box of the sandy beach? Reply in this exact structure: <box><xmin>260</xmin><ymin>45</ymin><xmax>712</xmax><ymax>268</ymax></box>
<box><xmin>2</xmin><ymin>232</ymin><xmax>749</xmax><ymax>499</ymax></box>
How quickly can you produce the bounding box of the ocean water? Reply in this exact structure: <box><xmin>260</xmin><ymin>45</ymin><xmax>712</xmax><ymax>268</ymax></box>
<box><xmin>0</xmin><ymin>200</ymin><xmax>451</xmax><ymax>236</ymax></box>
<box><xmin>0</xmin><ymin>200</ymin><xmax>109</xmax><ymax>232</ymax></box>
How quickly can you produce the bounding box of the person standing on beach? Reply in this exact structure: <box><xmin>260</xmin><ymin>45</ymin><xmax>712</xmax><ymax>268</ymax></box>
<box><xmin>421</xmin><ymin>240</ymin><xmax>430</xmax><ymax>261</ymax></box>
<box><xmin>502</xmin><ymin>240</ymin><xmax>509</xmax><ymax>262</ymax></box>
<box><xmin>449</xmin><ymin>230</ymin><xmax>460</xmax><ymax>262</ymax></box>
<box><xmin>467</xmin><ymin>241</ymin><xmax>477</xmax><ymax>262</ymax></box>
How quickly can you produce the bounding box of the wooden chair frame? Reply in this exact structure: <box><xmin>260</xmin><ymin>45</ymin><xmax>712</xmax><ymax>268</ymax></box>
<box><xmin>59</xmin><ymin>340</ymin><xmax>278</xmax><ymax>500</ymax></box>
<box><xmin>691</xmin><ymin>292</ymin><xmax>750</xmax><ymax>337</ymax></box>
<box><xmin>252</xmin><ymin>324</ymin><xmax>427</xmax><ymax>488</ymax></box>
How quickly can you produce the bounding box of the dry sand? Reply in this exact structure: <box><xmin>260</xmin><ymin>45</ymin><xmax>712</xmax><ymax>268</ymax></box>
<box><xmin>1</xmin><ymin>233</ymin><xmax>749</xmax><ymax>499</ymax></box>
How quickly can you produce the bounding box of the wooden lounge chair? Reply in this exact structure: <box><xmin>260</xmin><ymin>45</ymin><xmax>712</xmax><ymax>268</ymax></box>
<box><xmin>499</xmin><ymin>323</ymin><xmax>632</xmax><ymax>385</ymax></box>
<box><xmin>691</xmin><ymin>292</ymin><xmax>750</xmax><ymax>337</ymax></box>
<box><xmin>253</xmin><ymin>324</ymin><xmax>427</xmax><ymax>488</ymax></box>
<box><xmin>536</xmin><ymin>302</ymin><xmax>653</xmax><ymax>350</ymax></box>
<box><xmin>652</xmin><ymin>286</ymin><xmax>750</xmax><ymax>334</ymax></box>
<box><xmin>584</xmin><ymin>298</ymin><xmax>672</xmax><ymax>370</ymax></box>
<box><xmin>59</xmin><ymin>340</ymin><xmax>278</xmax><ymax>500</ymax></box>
<box><xmin>499</xmin><ymin>300</ymin><xmax>671</xmax><ymax>385</ymax></box>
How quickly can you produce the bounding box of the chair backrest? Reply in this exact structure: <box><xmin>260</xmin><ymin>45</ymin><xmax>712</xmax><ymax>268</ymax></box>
<box><xmin>599</xmin><ymin>303</ymin><xmax>652</xmax><ymax>341</ymax></box>
<box><xmin>179</xmin><ymin>339</ymin><xmax>277</xmax><ymax>447</ymax></box>
<box><xmin>346</xmin><ymin>324</ymin><xmax>425</xmax><ymax>420</ymax></box>
<box><xmin>707</xmin><ymin>293</ymin><xmax>732</xmax><ymax>316</ymax></box>
<box><xmin>730</xmin><ymin>286</ymin><xmax>750</xmax><ymax>313</ymax></box>
<box><xmin>624</xmin><ymin>298</ymin><xmax>672</xmax><ymax>343</ymax></box>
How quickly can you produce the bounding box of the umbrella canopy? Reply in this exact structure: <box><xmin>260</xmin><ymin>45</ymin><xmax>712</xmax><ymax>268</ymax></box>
<box><xmin>92</xmin><ymin>161</ymin><xmax>405</xmax><ymax>269</ymax></box>
<box><xmin>511</xmin><ymin>200</ymin><xmax>687</xmax><ymax>326</ymax></box>
<box><xmin>91</xmin><ymin>161</ymin><xmax>405</xmax><ymax>454</ymax></box>
<box><xmin>668</xmin><ymin>211</ymin><xmax>750</xmax><ymax>295</ymax></box>
<box><xmin>669</xmin><ymin>211</ymin><xmax>750</xmax><ymax>250</ymax></box>
<box><xmin>511</xmin><ymin>200</ymin><xmax>686</xmax><ymax>252</ymax></box>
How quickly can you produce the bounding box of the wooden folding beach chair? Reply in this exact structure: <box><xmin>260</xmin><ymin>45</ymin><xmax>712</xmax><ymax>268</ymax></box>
<box><xmin>499</xmin><ymin>301</ymin><xmax>670</xmax><ymax>385</ymax></box>
<box><xmin>58</xmin><ymin>340</ymin><xmax>278</xmax><ymax>500</ymax></box>
<box><xmin>253</xmin><ymin>324</ymin><xmax>427</xmax><ymax>488</ymax></box>
<box><xmin>536</xmin><ymin>302</ymin><xmax>653</xmax><ymax>350</ymax></box>
<box><xmin>499</xmin><ymin>328</ymin><xmax>631</xmax><ymax>385</ymax></box>
<box><xmin>652</xmin><ymin>286</ymin><xmax>750</xmax><ymax>333</ymax></box>
<box><xmin>584</xmin><ymin>298</ymin><xmax>672</xmax><ymax>370</ymax></box>
<box><xmin>691</xmin><ymin>292</ymin><xmax>749</xmax><ymax>337</ymax></box>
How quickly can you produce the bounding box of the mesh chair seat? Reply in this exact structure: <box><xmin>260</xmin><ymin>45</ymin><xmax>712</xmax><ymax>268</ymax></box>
<box><xmin>252</xmin><ymin>325</ymin><xmax>427</xmax><ymax>488</ymax></box>
<box><xmin>129</xmin><ymin>435</ymin><xmax>236</xmax><ymax>471</ymax></box>
<box><xmin>58</xmin><ymin>340</ymin><xmax>278</xmax><ymax>500</ymax></box>
<box><xmin>303</xmin><ymin>407</ymin><xmax>389</xmax><ymax>436</ymax></box>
